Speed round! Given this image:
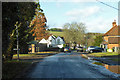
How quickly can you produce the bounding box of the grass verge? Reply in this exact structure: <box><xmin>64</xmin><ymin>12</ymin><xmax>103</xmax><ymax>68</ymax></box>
<box><xmin>92</xmin><ymin>62</ymin><xmax>104</xmax><ymax>66</ymax></box>
<box><xmin>13</xmin><ymin>51</ymin><xmax>58</xmax><ymax>57</ymax></box>
<box><xmin>2</xmin><ymin>60</ymin><xmax>32</xmax><ymax>79</ymax></box>
<box><xmin>87</xmin><ymin>52</ymin><xmax>119</xmax><ymax>57</ymax></box>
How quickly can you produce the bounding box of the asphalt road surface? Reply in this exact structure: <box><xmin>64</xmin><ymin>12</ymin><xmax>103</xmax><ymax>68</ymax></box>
<box><xmin>26</xmin><ymin>52</ymin><xmax>117</xmax><ymax>79</ymax></box>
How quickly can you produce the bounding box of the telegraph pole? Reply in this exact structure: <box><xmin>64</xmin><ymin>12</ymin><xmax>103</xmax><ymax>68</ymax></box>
<box><xmin>16</xmin><ymin>24</ymin><xmax>19</xmax><ymax>61</ymax></box>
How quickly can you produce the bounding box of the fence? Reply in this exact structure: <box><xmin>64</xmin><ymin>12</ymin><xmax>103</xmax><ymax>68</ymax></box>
<box><xmin>28</xmin><ymin>43</ymin><xmax>60</xmax><ymax>53</ymax></box>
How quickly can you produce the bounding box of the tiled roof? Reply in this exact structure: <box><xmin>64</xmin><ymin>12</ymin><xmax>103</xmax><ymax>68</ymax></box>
<box><xmin>104</xmin><ymin>25</ymin><xmax>120</xmax><ymax>36</ymax></box>
<box><xmin>51</xmin><ymin>35</ymin><xmax>56</xmax><ymax>39</ymax></box>
<box><xmin>108</xmin><ymin>37</ymin><xmax>120</xmax><ymax>44</ymax></box>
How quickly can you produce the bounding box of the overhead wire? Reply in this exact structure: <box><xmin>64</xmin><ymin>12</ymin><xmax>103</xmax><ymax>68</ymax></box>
<box><xmin>96</xmin><ymin>0</ymin><xmax>119</xmax><ymax>11</ymax></box>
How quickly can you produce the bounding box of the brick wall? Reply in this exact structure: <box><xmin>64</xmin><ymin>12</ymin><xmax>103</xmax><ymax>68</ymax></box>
<box><xmin>108</xmin><ymin>44</ymin><xmax>119</xmax><ymax>49</ymax></box>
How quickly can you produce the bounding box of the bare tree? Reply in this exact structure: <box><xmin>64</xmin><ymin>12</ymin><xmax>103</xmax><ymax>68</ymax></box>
<box><xmin>63</xmin><ymin>22</ymin><xmax>86</xmax><ymax>47</ymax></box>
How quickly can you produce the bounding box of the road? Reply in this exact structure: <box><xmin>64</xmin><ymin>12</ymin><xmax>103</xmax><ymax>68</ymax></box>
<box><xmin>26</xmin><ymin>52</ymin><xmax>116</xmax><ymax>79</ymax></box>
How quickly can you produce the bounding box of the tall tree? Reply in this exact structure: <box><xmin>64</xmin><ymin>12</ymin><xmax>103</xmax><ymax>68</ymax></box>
<box><xmin>30</xmin><ymin>4</ymin><xmax>48</xmax><ymax>41</ymax></box>
<box><xmin>2</xmin><ymin>2</ymin><xmax>38</xmax><ymax>60</ymax></box>
<box><xmin>63</xmin><ymin>22</ymin><xmax>86</xmax><ymax>46</ymax></box>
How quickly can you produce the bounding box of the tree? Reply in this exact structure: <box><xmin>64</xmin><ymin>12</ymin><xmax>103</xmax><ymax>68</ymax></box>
<box><xmin>2</xmin><ymin>2</ymin><xmax>38</xmax><ymax>60</ymax></box>
<box><xmin>93</xmin><ymin>35</ymin><xmax>103</xmax><ymax>46</ymax></box>
<box><xmin>30</xmin><ymin>4</ymin><xmax>49</xmax><ymax>41</ymax></box>
<box><xmin>63</xmin><ymin>22</ymin><xmax>86</xmax><ymax>47</ymax></box>
<box><xmin>48</xmin><ymin>28</ymin><xmax>63</xmax><ymax>32</ymax></box>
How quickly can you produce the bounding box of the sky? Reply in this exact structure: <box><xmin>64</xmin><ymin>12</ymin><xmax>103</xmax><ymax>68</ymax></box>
<box><xmin>39</xmin><ymin>0</ymin><xmax>119</xmax><ymax>33</ymax></box>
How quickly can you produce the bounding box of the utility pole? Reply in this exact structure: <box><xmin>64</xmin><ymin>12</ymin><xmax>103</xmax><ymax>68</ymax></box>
<box><xmin>16</xmin><ymin>24</ymin><xmax>19</xmax><ymax>61</ymax></box>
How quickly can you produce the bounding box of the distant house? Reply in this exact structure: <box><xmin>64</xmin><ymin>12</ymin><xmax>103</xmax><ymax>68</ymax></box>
<box><xmin>100</xmin><ymin>20</ymin><xmax>120</xmax><ymax>51</ymax></box>
<box><xmin>56</xmin><ymin>36</ymin><xmax>65</xmax><ymax>48</ymax></box>
<box><xmin>39</xmin><ymin>35</ymin><xmax>65</xmax><ymax>48</ymax></box>
<box><xmin>47</xmin><ymin>35</ymin><xmax>56</xmax><ymax>47</ymax></box>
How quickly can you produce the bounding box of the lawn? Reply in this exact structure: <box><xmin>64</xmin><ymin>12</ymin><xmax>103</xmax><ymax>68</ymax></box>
<box><xmin>13</xmin><ymin>51</ymin><xmax>58</xmax><ymax>57</ymax></box>
<box><xmin>2</xmin><ymin>60</ymin><xmax>32</xmax><ymax>79</ymax></box>
<box><xmin>13</xmin><ymin>52</ymin><xmax>58</xmax><ymax>60</ymax></box>
<box><xmin>87</xmin><ymin>52</ymin><xmax>119</xmax><ymax>57</ymax></box>
<box><xmin>48</xmin><ymin>31</ymin><xmax>64</xmax><ymax>37</ymax></box>
<box><xmin>13</xmin><ymin>53</ymin><xmax>35</xmax><ymax>57</ymax></box>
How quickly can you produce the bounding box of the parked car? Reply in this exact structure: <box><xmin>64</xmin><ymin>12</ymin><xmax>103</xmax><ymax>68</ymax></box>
<box><xmin>64</xmin><ymin>47</ymin><xmax>71</xmax><ymax>52</ymax></box>
<box><xmin>76</xmin><ymin>46</ymin><xmax>83</xmax><ymax>52</ymax></box>
<box><xmin>86</xmin><ymin>46</ymin><xmax>104</xmax><ymax>53</ymax></box>
<box><xmin>86</xmin><ymin>46</ymin><xmax>96</xmax><ymax>52</ymax></box>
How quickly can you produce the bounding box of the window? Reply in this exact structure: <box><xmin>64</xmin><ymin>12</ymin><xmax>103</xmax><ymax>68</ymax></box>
<box><xmin>57</xmin><ymin>39</ymin><xmax>60</xmax><ymax>44</ymax></box>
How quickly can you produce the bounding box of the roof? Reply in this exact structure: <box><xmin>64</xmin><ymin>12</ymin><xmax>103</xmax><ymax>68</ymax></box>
<box><xmin>39</xmin><ymin>38</ymin><xmax>48</xmax><ymax>44</ymax></box>
<box><xmin>104</xmin><ymin>25</ymin><xmax>120</xmax><ymax>36</ymax></box>
<box><xmin>51</xmin><ymin>35</ymin><xmax>56</xmax><ymax>39</ymax></box>
<box><xmin>60</xmin><ymin>37</ymin><xmax>65</xmax><ymax>41</ymax></box>
<box><xmin>108</xmin><ymin>37</ymin><xmax>120</xmax><ymax>44</ymax></box>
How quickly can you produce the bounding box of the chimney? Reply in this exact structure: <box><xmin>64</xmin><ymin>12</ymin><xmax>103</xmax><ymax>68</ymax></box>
<box><xmin>112</xmin><ymin>20</ymin><xmax>117</xmax><ymax>27</ymax></box>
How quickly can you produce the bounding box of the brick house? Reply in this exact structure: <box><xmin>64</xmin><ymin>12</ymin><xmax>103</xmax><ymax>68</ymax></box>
<box><xmin>100</xmin><ymin>20</ymin><xmax>120</xmax><ymax>50</ymax></box>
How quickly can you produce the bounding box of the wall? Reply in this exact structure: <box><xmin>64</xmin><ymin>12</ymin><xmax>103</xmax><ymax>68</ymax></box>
<box><xmin>108</xmin><ymin>44</ymin><xmax>119</xmax><ymax>49</ymax></box>
<box><xmin>29</xmin><ymin>43</ymin><xmax>47</xmax><ymax>53</ymax></box>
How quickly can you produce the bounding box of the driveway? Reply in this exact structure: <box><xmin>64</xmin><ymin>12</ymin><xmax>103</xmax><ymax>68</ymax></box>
<box><xmin>26</xmin><ymin>52</ymin><xmax>117</xmax><ymax>79</ymax></box>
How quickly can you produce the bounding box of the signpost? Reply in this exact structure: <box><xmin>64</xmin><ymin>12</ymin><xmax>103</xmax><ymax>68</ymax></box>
<box><xmin>16</xmin><ymin>24</ymin><xmax>19</xmax><ymax>61</ymax></box>
<box><xmin>13</xmin><ymin>22</ymin><xmax>20</xmax><ymax>61</ymax></box>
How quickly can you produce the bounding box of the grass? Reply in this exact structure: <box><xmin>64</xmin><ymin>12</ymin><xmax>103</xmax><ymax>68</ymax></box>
<box><xmin>13</xmin><ymin>54</ymin><xmax>35</xmax><ymax>57</ymax></box>
<box><xmin>13</xmin><ymin>51</ymin><xmax>57</xmax><ymax>57</ymax></box>
<box><xmin>48</xmin><ymin>31</ymin><xmax>64</xmax><ymax>37</ymax></box>
<box><xmin>87</xmin><ymin>52</ymin><xmax>119</xmax><ymax>57</ymax></box>
<box><xmin>92</xmin><ymin>62</ymin><xmax>104</xmax><ymax>66</ymax></box>
<box><xmin>2</xmin><ymin>60</ymin><xmax>32</xmax><ymax>79</ymax></box>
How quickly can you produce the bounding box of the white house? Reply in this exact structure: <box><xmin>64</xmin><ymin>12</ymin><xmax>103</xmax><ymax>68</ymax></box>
<box><xmin>47</xmin><ymin>35</ymin><xmax>56</xmax><ymax>47</ymax></box>
<box><xmin>39</xmin><ymin>35</ymin><xmax>65</xmax><ymax>48</ymax></box>
<box><xmin>56</xmin><ymin>36</ymin><xmax>65</xmax><ymax>48</ymax></box>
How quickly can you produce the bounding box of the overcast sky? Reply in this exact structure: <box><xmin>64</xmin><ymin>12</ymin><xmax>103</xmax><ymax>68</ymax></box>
<box><xmin>39</xmin><ymin>0</ymin><xmax>119</xmax><ymax>33</ymax></box>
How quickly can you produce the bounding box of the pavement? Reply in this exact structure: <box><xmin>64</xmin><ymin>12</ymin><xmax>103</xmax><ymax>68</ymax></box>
<box><xmin>24</xmin><ymin>52</ymin><xmax>119</xmax><ymax>79</ymax></box>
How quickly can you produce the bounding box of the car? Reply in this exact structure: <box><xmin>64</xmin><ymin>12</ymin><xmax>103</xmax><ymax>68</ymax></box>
<box><xmin>86</xmin><ymin>46</ymin><xmax>96</xmax><ymax>52</ymax></box>
<box><xmin>86</xmin><ymin>46</ymin><xmax>104</xmax><ymax>53</ymax></box>
<box><xmin>76</xmin><ymin>46</ymin><xmax>83</xmax><ymax>52</ymax></box>
<box><xmin>64</xmin><ymin>47</ymin><xmax>71</xmax><ymax>52</ymax></box>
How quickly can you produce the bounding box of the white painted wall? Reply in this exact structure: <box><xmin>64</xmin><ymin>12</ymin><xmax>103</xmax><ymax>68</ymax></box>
<box><xmin>56</xmin><ymin>36</ymin><xmax>65</xmax><ymax>45</ymax></box>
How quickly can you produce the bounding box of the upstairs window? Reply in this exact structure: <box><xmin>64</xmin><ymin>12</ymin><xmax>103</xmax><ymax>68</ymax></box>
<box><xmin>57</xmin><ymin>39</ymin><xmax>60</xmax><ymax>44</ymax></box>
